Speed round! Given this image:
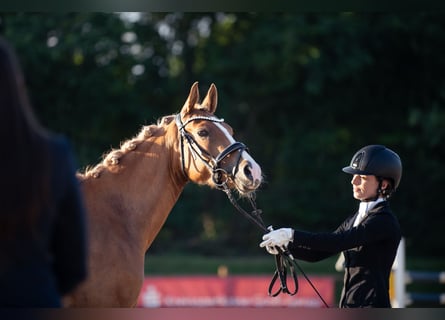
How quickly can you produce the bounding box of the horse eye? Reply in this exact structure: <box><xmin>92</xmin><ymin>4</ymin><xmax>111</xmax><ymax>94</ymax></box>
<box><xmin>197</xmin><ymin>129</ymin><xmax>209</xmax><ymax>137</ymax></box>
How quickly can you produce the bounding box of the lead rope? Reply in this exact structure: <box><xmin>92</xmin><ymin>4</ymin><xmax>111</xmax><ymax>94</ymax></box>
<box><xmin>221</xmin><ymin>183</ymin><xmax>330</xmax><ymax>308</ymax></box>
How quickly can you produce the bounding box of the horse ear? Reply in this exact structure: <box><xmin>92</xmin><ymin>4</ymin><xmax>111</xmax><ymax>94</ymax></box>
<box><xmin>201</xmin><ymin>83</ymin><xmax>218</xmax><ymax>114</ymax></box>
<box><xmin>181</xmin><ymin>82</ymin><xmax>200</xmax><ymax>117</ymax></box>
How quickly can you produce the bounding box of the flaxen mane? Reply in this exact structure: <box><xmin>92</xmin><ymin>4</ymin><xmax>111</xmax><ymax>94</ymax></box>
<box><xmin>78</xmin><ymin>115</ymin><xmax>175</xmax><ymax>179</ymax></box>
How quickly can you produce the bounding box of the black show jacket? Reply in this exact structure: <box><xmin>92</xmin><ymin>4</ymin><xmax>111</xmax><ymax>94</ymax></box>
<box><xmin>287</xmin><ymin>201</ymin><xmax>401</xmax><ymax>308</ymax></box>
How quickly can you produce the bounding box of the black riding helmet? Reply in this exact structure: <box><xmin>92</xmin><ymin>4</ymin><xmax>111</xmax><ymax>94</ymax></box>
<box><xmin>342</xmin><ymin>145</ymin><xmax>402</xmax><ymax>194</ymax></box>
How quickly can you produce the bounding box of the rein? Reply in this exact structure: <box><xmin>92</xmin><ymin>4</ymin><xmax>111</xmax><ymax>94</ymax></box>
<box><xmin>220</xmin><ymin>179</ymin><xmax>330</xmax><ymax>307</ymax></box>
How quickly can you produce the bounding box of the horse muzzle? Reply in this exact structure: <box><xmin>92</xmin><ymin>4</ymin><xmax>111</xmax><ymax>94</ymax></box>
<box><xmin>214</xmin><ymin>151</ymin><xmax>262</xmax><ymax>195</ymax></box>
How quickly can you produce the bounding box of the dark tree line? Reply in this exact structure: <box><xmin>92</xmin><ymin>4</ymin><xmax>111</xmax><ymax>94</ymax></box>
<box><xmin>2</xmin><ymin>12</ymin><xmax>444</xmax><ymax>258</ymax></box>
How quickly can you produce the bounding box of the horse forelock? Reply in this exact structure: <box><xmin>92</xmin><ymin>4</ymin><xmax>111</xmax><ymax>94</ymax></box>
<box><xmin>80</xmin><ymin>118</ymin><xmax>175</xmax><ymax>179</ymax></box>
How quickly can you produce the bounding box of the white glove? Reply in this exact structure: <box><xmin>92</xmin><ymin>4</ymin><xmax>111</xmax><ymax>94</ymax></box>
<box><xmin>259</xmin><ymin>227</ymin><xmax>294</xmax><ymax>254</ymax></box>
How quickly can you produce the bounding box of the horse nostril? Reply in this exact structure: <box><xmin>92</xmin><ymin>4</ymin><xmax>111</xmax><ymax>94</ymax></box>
<box><xmin>243</xmin><ymin>163</ymin><xmax>253</xmax><ymax>179</ymax></box>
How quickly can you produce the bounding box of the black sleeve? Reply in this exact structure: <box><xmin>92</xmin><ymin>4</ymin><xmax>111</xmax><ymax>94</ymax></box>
<box><xmin>287</xmin><ymin>217</ymin><xmax>351</xmax><ymax>262</ymax></box>
<box><xmin>50</xmin><ymin>138</ymin><xmax>88</xmax><ymax>295</ymax></box>
<box><xmin>291</xmin><ymin>212</ymin><xmax>397</xmax><ymax>254</ymax></box>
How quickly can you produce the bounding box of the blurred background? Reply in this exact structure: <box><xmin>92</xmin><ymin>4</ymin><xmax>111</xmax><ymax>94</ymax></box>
<box><xmin>1</xmin><ymin>12</ymin><xmax>444</xmax><ymax>307</ymax></box>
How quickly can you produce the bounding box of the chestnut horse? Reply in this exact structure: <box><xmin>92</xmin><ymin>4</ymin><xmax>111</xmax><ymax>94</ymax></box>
<box><xmin>64</xmin><ymin>82</ymin><xmax>262</xmax><ymax>307</ymax></box>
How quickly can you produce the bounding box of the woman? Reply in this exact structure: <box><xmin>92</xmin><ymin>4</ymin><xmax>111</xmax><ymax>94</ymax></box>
<box><xmin>0</xmin><ymin>36</ymin><xmax>88</xmax><ymax>307</ymax></box>
<box><xmin>260</xmin><ymin>145</ymin><xmax>402</xmax><ymax>308</ymax></box>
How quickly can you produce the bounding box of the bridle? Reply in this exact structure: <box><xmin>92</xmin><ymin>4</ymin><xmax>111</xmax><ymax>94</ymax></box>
<box><xmin>175</xmin><ymin>113</ymin><xmax>247</xmax><ymax>187</ymax></box>
<box><xmin>175</xmin><ymin>112</ymin><xmax>329</xmax><ymax>308</ymax></box>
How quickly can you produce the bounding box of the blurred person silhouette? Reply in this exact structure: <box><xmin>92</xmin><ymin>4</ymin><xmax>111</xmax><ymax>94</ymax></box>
<box><xmin>260</xmin><ymin>145</ymin><xmax>402</xmax><ymax>308</ymax></box>
<box><xmin>0</xmin><ymin>36</ymin><xmax>88</xmax><ymax>307</ymax></box>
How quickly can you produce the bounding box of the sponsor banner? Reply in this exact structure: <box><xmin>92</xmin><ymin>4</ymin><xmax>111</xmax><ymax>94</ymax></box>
<box><xmin>137</xmin><ymin>275</ymin><xmax>334</xmax><ymax>307</ymax></box>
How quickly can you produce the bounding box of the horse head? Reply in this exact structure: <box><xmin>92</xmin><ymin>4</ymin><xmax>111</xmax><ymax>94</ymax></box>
<box><xmin>176</xmin><ymin>82</ymin><xmax>262</xmax><ymax>196</ymax></box>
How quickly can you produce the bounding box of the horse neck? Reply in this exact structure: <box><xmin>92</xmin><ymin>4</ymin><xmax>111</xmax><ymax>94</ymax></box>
<box><xmin>84</xmin><ymin>126</ymin><xmax>187</xmax><ymax>253</ymax></box>
<box><xmin>133</xmin><ymin>138</ymin><xmax>187</xmax><ymax>250</ymax></box>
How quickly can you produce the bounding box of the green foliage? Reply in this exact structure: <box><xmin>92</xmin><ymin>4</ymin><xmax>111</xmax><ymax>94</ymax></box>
<box><xmin>3</xmin><ymin>12</ymin><xmax>444</xmax><ymax>257</ymax></box>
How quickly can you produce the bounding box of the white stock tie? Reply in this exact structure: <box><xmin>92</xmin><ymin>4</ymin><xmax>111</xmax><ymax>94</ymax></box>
<box><xmin>353</xmin><ymin>202</ymin><xmax>369</xmax><ymax>227</ymax></box>
<box><xmin>353</xmin><ymin>198</ymin><xmax>385</xmax><ymax>227</ymax></box>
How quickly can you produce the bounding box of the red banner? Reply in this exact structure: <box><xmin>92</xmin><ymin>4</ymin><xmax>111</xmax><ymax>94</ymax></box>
<box><xmin>137</xmin><ymin>275</ymin><xmax>335</xmax><ymax>308</ymax></box>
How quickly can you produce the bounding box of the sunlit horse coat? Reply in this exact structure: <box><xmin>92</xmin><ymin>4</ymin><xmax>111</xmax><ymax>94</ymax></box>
<box><xmin>65</xmin><ymin>82</ymin><xmax>262</xmax><ymax>307</ymax></box>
